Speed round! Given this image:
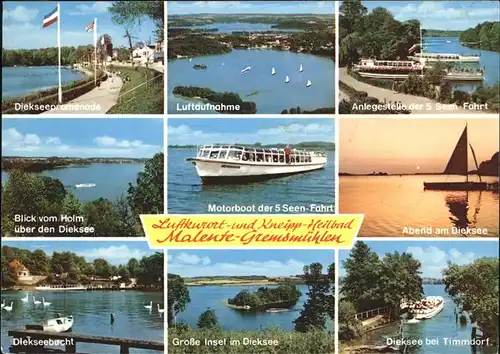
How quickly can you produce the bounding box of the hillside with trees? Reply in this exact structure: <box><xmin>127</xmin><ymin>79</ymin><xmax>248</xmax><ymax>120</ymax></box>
<box><xmin>460</xmin><ymin>21</ymin><xmax>500</xmax><ymax>52</ymax></box>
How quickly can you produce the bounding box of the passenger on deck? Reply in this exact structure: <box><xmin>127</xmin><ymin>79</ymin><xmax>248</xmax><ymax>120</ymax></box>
<box><xmin>284</xmin><ymin>145</ymin><xmax>292</xmax><ymax>164</ymax></box>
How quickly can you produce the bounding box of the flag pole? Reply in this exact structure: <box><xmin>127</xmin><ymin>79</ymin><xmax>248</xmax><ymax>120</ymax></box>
<box><xmin>94</xmin><ymin>18</ymin><xmax>97</xmax><ymax>86</ymax></box>
<box><xmin>57</xmin><ymin>2</ymin><xmax>62</xmax><ymax>104</ymax></box>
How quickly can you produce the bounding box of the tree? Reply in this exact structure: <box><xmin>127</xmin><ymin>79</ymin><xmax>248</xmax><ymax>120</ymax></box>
<box><xmin>109</xmin><ymin>1</ymin><xmax>164</xmax><ymax>41</ymax></box>
<box><xmin>197</xmin><ymin>309</ymin><xmax>219</xmax><ymax>329</ymax></box>
<box><xmin>338</xmin><ymin>300</ymin><xmax>363</xmax><ymax>340</ymax></box>
<box><xmin>31</xmin><ymin>250</ymin><xmax>49</xmax><ymax>275</ymax></box>
<box><xmin>168</xmin><ymin>273</ymin><xmax>191</xmax><ymax>326</ymax></box>
<box><xmin>294</xmin><ymin>262</ymin><xmax>331</xmax><ymax>332</ymax></box>
<box><xmin>93</xmin><ymin>259</ymin><xmax>112</xmax><ymax>277</ymax></box>
<box><xmin>127</xmin><ymin>258</ymin><xmax>141</xmax><ymax>277</ymax></box>
<box><xmin>443</xmin><ymin>258</ymin><xmax>499</xmax><ymax>345</ymax></box>
<box><xmin>127</xmin><ymin>152</ymin><xmax>164</xmax><ymax>216</ymax></box>
<box><xmin>137</xmin><ymin>252</ymin><xmax>163</xmax><ymax>287</ymax></box>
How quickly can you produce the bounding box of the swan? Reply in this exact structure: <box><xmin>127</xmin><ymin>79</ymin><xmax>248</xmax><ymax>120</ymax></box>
<box><xmin>157</xmin><ymin>304</ymin><xmax>164</xmax><ymax>313</ymax></box>
<box><xmin>1</xmin><ymin>299</ymin><xmax>5</xmax><ymax>308</ymax></box>
<box><xmin>144</xmin><ymin>301</ymin><xmax>152</xmax><ymax>310</ymax></box>
<box><xmin>4</xmin><ymin>302</ymin><xmax>13</xmax><ymax>311</ymax></box>
<box><xmin>21</xmin><ymin>294</ymin><xmax>29</xmax><ymax>303</ymax></box>
<box><xmin>42</xmin><ymin>297</ymin><xmax>51</xmax><ymax>307</ymax></box>
<box><xmin>33</xmin><ymin>297</ymin><xmax>41</xmax><ymax>305</ymax></box>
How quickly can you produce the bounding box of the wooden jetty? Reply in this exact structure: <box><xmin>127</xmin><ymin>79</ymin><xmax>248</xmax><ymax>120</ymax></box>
<box><xmin>8</xmin><ymin>328</ymin><xmax>163</xmax><ymax>353</ymax></box>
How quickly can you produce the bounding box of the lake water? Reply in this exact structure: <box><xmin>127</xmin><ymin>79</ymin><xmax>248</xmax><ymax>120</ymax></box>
<box><xmin>168</xmin><ymin>49</ymin><xmax>335</xmax><ymax>114</ymax></box>
<box><xmin>172</xmin><ymin>23</ymin><xmax>304</xmax><ymax>33</ymax></box>
<box><xmin>423</xmin><ymin>37</ymin><xmax>499</xmax><ymax>90</ymax></box>
<box><xmin>175</xmin><ymin>284</ymin><xmax>333</xmax><ymax>331</ymax></box>
<box><xmin>350</xmin><ymin>284</ymin><xmax>497</xmax><ymax>354</ymax></box>
<box><xmin>2</xmin><ymin>66</ymin><xmax>87</xmax><ymax>99</ymax></box>
<box><xmin>339</xmin><ymin>175</ymin><xmax>499</xmax><ymax>237</ymax></box>
<box><xmin>167</xmin><ymin>149</ymin><xmax>335</xmax><ymax>214</ymax></box>
<box><xmin>0</xmin><ymin>291</ymin><xmax>164</xmax><ymax>354</ymax></box>
<box><xmin>1</xmin><ymin>163</ymin><xmax>145</xmax><ymax>203</ymax></box>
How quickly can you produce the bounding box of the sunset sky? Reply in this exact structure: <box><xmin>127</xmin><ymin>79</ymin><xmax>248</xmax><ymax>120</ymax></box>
<box><xmin>340</xmin><ymin>119</ymin><xmax>499</xmax><ymax>174</ymax></box>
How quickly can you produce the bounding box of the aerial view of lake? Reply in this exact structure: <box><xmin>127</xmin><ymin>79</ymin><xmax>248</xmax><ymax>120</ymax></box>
<box><xmin>1</xmin><ymin>163</ymin><xmax>145</xmax><ymax>203</ymax></box>
<box><xmin>168</xmin><ymin>49</ymin><xmax>335</xmax><ymax>114</ymax></box>
<box><xmin>351</xmin><ymin>284</ymin><xmax>497</xmax><ymax>354</ymax></box>
<box><xmin>423</xmin><ymin>36</ymin><xmax>500</xmax><ymax>91</ymax></box>
<box><xmin>173</xmin><ymin>23</ymin><xmax>304</xmax><ymax>33</ymax></box>
<box><xmin>0</xmin><ymin>291</ymin><xmax>164</xmax><ymax>354</ymax></box>
<box><xmin>2</xmin><ymin>66</ymin><xmax>87</xmax><ymax>99</ymax></box>
<box><xmin>177</xmin><ymin>284</ymin><xmax>333</xmax><ymax>331</ymax></box>
<box><xmin>167</xmin><ymin>149</ymin><xmax>335</xmax><ymax>214</ymax></box>
<box><xmin>340</xmin><ymin>175</ymin><xmax>499</xmax><ymax>237</ymax></box>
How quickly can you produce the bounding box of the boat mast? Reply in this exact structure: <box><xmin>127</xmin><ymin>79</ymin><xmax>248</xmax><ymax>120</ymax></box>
<box><xmin>465</xmin><ymin>123</ymin><xmax>468</xmax><ymax>183</ymax></box>
<box><xmin>469</xmin><ymin>141</ymin><xmax>482</xmax><ymax>183</ymax></box>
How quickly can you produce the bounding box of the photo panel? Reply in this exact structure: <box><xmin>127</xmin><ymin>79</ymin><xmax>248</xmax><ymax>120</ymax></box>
<box><xmin>2</xmin><ymin>1</ymin><xmax>164</xmax><ymax>115</ymax></box>
<box><xmin>338</xmin><ymin>1</ymin><xmax>499</xmax><ymax>115</ymax></box>
<box><xmin>0</xmin><ymin>240</ymin><xmax>165</xmax><ymax>354</ymax></box>
<box><xmin>339</xmin><ymin>117</ymin><xmax>499</xmax><ymax>237</ymax></box>
<box><xmin>338</xmin><ymin>240</ymin><xmax>499</xmax><ymax>354</ymax></box>
<box><xmin>1</xmin><ymin>118</ymin><xmax>164</xmax><ymax>237</ymax></box>
<box><xmin>167</xmin><ymin>249</ymin><xmax>335</xmax><ymax>353</ymax></box>
<box><xmin>167</xmin><ymin>117</ymin><xmax>336</xmax><ymax>214</ymax></box>
<box><xmin>166</xmin><ymin>1</ymin><xmax>335</xmax><ymax>115</ymax></box>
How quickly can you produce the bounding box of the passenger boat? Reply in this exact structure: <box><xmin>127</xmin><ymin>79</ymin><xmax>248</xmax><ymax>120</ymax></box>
<box><xmin>75</xmin><ymin>183</ymin><xmax>96</xmax><ymax>188</ymax></box>
<box><xmin>35</xmin><ymin>285</ymin><xmax>86</xmax><ymax>291</ymax></box>
<box><xmin>409</xmin><ymin>52</ymin><xmax>480</xmax><ymax>63</ymax></box>
<box><xmin>424</xmin><ymin>125</ymin><xmax>491</xmax><ymax>191</ymax></box>
<box><xmin>186</xmin><ymin>144</ymin><xmax>327</xmax><ymax>184</ymax></box>
<box><xmin>27</xmin><ymin>315</ymin><xmax>74</xmax><ymax>333</ymax></box>
<box><xmin>406</xmin><ymin>296</ymin><xmax>444</xmax><ymax>320</ymax></box>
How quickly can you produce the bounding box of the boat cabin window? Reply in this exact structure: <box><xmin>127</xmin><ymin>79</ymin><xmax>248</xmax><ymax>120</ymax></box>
<box><xmin>56</xmin><ymin>320</ymin><xmax>63</xmax><ymax>324</ymax></box>
<box><xmin>227</xmin><ymin>150</ymin><xmax>241</xmax><ymax>160</ymax></box>
<box><xmin>209</xmin><ymin>151</ymin><xmax>220</xmax><ymax>159</ymax></box>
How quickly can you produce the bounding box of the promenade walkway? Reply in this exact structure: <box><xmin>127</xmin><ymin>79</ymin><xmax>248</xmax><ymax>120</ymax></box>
<box><xmin>41</xmin><ymin>73</ymin><xmax>123</xmax><ymax>115</ymax></box>
<box><xmin>339</xmin><ymin>67</ymin><xmax>487</xmax><ymax>114</ymax></box>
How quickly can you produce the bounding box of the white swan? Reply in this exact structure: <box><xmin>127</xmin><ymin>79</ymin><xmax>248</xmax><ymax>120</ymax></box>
<box><xmin>1</xmin><ymin>299</ymin><xmax>5</xmax><ymax>308</ymax></box>
<box><xmin>157</xmin><ymin>304</ymin><xmax>164</xmax><ymax>313</ymax></box>
<box><xmin>21</xmin><ymin>294</ymin><xmax>29</xmax><ymax>303</ymax></box>
<box><xmin>42</xmin><ymin>297</ymin><xmax>51</xmax><ymax>307</ymax></box>
<box><xmin>33</xmin><ymin>297</ymin><xmax>41</xmax><ymax>305</ymax></box>
<box><xmin>4</xmin><ymin>302</ymin><xmax>13</xmax><ymax>311</ymax></box>
<box><xmin>144</xmin><ymin>301</ymin><xmax>152</xmax><ymax>310</ymax></box>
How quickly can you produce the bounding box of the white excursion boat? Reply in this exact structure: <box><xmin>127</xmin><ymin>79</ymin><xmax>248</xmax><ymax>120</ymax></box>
<box><xmin>27</xmin><ymin>315</ymin><xmax>74</xmax><ymax>333</ymax></box>
<box><xmin>241</xmin><ymin>66</ymin><xmax>252</xmax><ymax>74</ymax></box>
<box><xmin>409</xmin><ymin>52</ymin><xmax>480</xmax><ymax>63</ymax></box>
<box><xmin>35</xmin><ymin>285</ymin><xmax>86</xmax><ymax>291</ymax></box>
<box><xmin>404</xmin><ymin>296</ymin><xmax>444</xmax><ymax>320</ymax></box>
<box><xmin>186</xmin><ymin>144</ymin><xmax>327</xmax><ymax>184</ymax></box>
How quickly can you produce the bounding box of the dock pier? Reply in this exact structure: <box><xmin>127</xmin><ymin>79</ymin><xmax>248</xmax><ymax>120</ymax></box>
<box><xmin>8</xmin><ymin>329</ymin><xmax>163</xmax><ymax>353</ymax></box>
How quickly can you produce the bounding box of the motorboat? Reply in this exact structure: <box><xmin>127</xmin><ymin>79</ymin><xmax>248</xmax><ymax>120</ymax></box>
<box><xmin>27</xmin><ymin>315</ymin><xmax>74</xmax><ymax>333</ymax></box>
<box><xmin>186</xmin><ymin>144</ymin><xmax>327</xmax><ymax>184</ymax></box>
<box><xmin>75</xmin><ymin>183</ymin><xmax>96</xmax><ymax>188</ymax></box>
<box><xmin>240</xmin><ymin>66</ymin><xmax>251</xmax><ymax>74</ymax></box>
<box><xmin>404</xmin><ymin>296</ymin><xmax>444</xmax><ymax>320</ymax></box>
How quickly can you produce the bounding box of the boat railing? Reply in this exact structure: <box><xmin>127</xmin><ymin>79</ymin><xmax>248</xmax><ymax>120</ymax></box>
<box><xmin>196</xmin><ymin>144</ymin><xmax>325</xmax><ymax>164</ymax></box>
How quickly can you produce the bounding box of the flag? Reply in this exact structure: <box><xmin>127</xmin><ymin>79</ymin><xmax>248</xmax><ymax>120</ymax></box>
<box><xmin>85</xmin><ymin>20</ymin><xmax>95</xmax><ymax>32</ymax></box>
<box><xmin>408</xmin><ymin>43</ymin><xmax>420</xmax><ymax>54</ymax></box>
<box><xmin>42</xmin><ymin>7</ymin><xmax>59</xmax><ymax>28</ymax></box>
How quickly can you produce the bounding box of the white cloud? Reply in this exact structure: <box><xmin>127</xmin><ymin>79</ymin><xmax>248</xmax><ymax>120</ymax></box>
<box><xmin>168</xmin><ymin>252</ymin><xmax>306</xmax><ymax>277</ymax></box>
<box><xmin>3</xmin><ymin>6</ymin><xmax>39</xmax><ymax>22</ymax></box>
<box><xmin>79</xmin><ymin>245</ymin><xmax>148</xmax><ymax>265</ymax></box>
<box><xmin>2</xmin><ymin>128</ymin><xmax>160</xmax><ymax>158</ymax></box>
<box><xmin>68</xmin><ymin>2</ymin><xmax>112</xmax><ymax>16</ymax></box>
<box><xmin>405</xmin><ymin>246</ymin><xmax>477</xmax><ymax>278</ymax></box>
<box><xmin>167</xmin><ymin>122</ymin><xmax>334</xmax><ymax>146</ymax></box>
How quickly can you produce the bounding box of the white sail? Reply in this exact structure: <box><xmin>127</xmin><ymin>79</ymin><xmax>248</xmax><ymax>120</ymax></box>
<box><xmin>306</xmin><ymin>80</ymin><xmax>312</xmax><ymax>87</ymax></box>
<box><xmin>189</xmin><ymin>58</ymin><xmax>192</xmax><ymax>62</ymax></box>
<box><xmin>285</xmin><ymin>75</ymin><xmax>290</xmax><ymax>83</ymax></box>
<box><xmin>299</xmin><ymin>64</ymin><xmax>303</xmax><ymax>72</ymax></box>
<box><xmin>271</xmin><ymin>67</ymin><xmax>276</xmax><ymax>75</ymax></box>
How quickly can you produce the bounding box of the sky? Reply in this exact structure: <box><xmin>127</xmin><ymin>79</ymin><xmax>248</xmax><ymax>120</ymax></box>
<box><xmin>2</xmin><ymin>118</ymin><xmax>163</xmax><ymax>158</ymax></box>
<box><xmin>1</xmin><ymin>241</ymin><xmax>155</xmax><ymax>266</ymax></box>
<box><xmin>168</xmin><ymin>118</ymin><xmax>335</xmax><ymax>146</ymax></box>
<box><xmin>168</xmin><ymin>249</ymin><xmax>334</xmax><ymax>277</ymax></box>
<box><xmin>339</xmin><ymin>118</ymin><xmax>499</xmax><ymax>174</ymax></box>
<box><xmin>2</xmin><ymin>1</ymin><xmax>158</xmax><ymax>49</ymax></box>
<box><xmin>168</xmin><ymin>1</ymin><xmax>334</xmax><ymax>15</ymax></box>
<box><xmin>362</xmin><ymin>1</ymin><xmax>500</xmax><ymax>30</ymax></box>
<box><xmin>339</xmin><ymin>240</ymin><xmax>499</xmax><ymax>278</ymax></box>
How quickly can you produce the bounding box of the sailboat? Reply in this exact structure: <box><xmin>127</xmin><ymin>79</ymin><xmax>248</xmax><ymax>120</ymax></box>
<box><xmin>285</xmin><ymin>75</ymin><xmax>290</xmax><ymax>83</ymax></box>
<box><xmin>424</xmin><ymin>125</ymin><xmax>488</xmax><ymax>191</ymax></box>
<box><xmin>306</xmin><ymin>80</ymin><xmax>312</xmax><ymax>87</ymax></box>
<box><xmin>299</xmin><ymin>64</ymin><xmax>303</xmax><ymax>72</ymax></box>
<box><xmin>271</xmin><ymin>67</ymin><xmax>276</xmax><ymax>75</ymax></box>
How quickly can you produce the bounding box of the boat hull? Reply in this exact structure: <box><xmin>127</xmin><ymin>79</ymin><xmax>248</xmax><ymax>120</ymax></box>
<box><xmin>187</xmin><ymin>158</ymin><xmax>326</xmax><ymax>185</ymax></box>
<box><xmin>356</xmin><ymin>71</ymin><xmax>483</xmax><ymax>82</ymax></box>
<box><xmin>424</xmin><ymin>182</ymin><xmax>488</xmax><ymax>191</ymax></box>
